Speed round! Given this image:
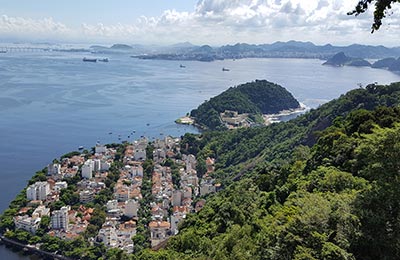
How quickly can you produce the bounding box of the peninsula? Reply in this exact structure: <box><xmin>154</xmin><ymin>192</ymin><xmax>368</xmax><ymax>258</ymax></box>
<box><xmin>178</xmin><ymin>80</ymin><xmax>303</xmax><ymax>130</ymax></box>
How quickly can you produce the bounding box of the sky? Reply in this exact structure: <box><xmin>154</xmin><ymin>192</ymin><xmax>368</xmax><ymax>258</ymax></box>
<box><xmin>0</xmin><ymin>0</ymin><xmax>399</xmax><ymax>46</ymax></box>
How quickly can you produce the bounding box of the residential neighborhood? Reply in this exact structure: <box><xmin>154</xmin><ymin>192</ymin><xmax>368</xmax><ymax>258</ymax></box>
<box><xmin>10</xmin><ymin>137</ymin><xmax>220</xmax><ymax>253</ymax></box>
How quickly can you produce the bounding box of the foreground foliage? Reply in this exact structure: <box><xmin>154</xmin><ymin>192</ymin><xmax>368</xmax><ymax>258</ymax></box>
<box><xmin>168</xmin><ymin>82</ymin><xmax>400</xmax><ymax>259</ymax></box>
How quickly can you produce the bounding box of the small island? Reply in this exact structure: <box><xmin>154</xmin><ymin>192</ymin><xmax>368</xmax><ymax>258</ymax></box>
<box><xmin>177</xmin><ymin>80</ymin><xmax>303</xmax><ymax>130</ymax></box>
<box><xmin>322</xmin><ymin>52</ymin><xmax>371</xmax><ymax>67</ymax></box>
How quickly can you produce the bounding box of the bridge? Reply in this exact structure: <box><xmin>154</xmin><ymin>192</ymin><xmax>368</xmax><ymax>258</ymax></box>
<box><xmin>0</xmin><ymin>46</ymin><xmax>51</xmax><ymax>53</ymax></box>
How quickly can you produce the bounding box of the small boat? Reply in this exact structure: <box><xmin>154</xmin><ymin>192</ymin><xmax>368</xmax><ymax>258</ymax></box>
<box><xmin>222</xmin><ymin>67</ymin><xmax>230</xmax><ymax>71</ymax></box>
<box><xmin>108</xmin><ymin>132</ymin><xmax>112</xmax><ymax>135</ymax></box>
<box><xmin>78</xmin><ymin>146</ymin><xmax>84</xmax><ymax>150</ymax></box>
<box><xmin>180</xmin><ymin>64</ymin><xmax>186</xmax><ymax>68</ymax></box>
<box><xmin>0</xmin><ymin>50</ymin><xmax>7</xmax><ymax>54</ymax></box>
<box><xmin>146</xmin><ymin>123</ymin><xmax>150</xmax><ymax>126</ymax></box>
<box><xmin>99</xmin><ymin>58</ymin><xmax>109</xmax><ymax>62</ymax></box>
<box><xmin>83</xmin><ymin>57</ymin><xmax>97</xmax><ymax>62</ymax></box>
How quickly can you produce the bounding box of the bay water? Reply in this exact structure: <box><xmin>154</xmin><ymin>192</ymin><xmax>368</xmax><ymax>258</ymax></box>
<box><xmin>1</xmin><ymin>51</ymin><xmax>400</xmax><ymax>258</ymax></box>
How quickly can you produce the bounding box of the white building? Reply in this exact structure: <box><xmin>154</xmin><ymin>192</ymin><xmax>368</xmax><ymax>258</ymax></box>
<box><xmin>81</xmin><ymin>159</ymin><xmax>94</xmax><ymax>179</ymax></box>
<box><xmin>51</xmin><ymin>206</ymin><xmax>70</xmax><ymax>230</ymax></box>
<box><xmin>93</xmin><ymin>159</ymin><xmax>101</xmax><ymax>172</ymax></box>
<box><xmin>130</xmin><ymin>165</ymin><xmax>143</xmax><ymax>178</ymax></box>
<box><xmin>32</xmin><ymin>205</ymin><xmax>50</xmax><ymax>219</ymax></box>
<box><xmin>79</xmin><ymin>190</ymin><xmax>95</xmax><ymax>204</ymax></box>
<box><xmin>47</xmin><ymin>163</ymin><xmax>61</xmax><ymax>176</ymax></box>
<box><xmin>107</xmin><ymin>200</ymin><xmax>119</xmax><ymax>211</ymax></box>
<box><xmin>124</xmin><ymin>199</ymin><xmax>139</xmax><ymax>218</ymax></box>
<box><xmin>54</xmin><ymin>181</ymin><xmax>68</xmax><ymax>192</ymax></box>
<box><xmin>171</xmin><ymin>214</ymin><xmax>186</xmax><ymax>235</ymax></box>
<box><xmin>172</xmin><ymin>190</ymin><xmax>182</xmax><ymax>207</ymax></box>
<box><xmin>149</xmin><ymin>221</ymin><xmax>171</xmax><ymax>248</ymax></box>
<box><xmin>95</xmin><ymin>144</ymin><xmax>107</xmax><ymax>154</ymax></box>
<box><xmin>134</xmin><ymin>149</ymin><xmax>146</xmax><ymax>161</ymax></box>
<box><xmin>101</xmin><ymin>161</ymin><xmax>111</xmax><ymax>171</ymax></box>
<box><xmin>182</xmin><ymin>187</ymin><xmax>192</xmax><ymax>199</ymax></box>
<box><xmin>14</xmin><ymin>215</ymin><xmax>41</xmax><ymax>234</ymax></box>
<box><xmin>97</xmin><ymin>225</ymin><xmax>118</xmax><ymax>248</ymax></box>
<box><xmin>185</xmin><ymin>154</ymin><xmax>197</xmax><ymax>172</ymax></box>
<box><xmin>26</xmin><ymin>182</ymin><xmax>50</xmax><ymax>201</ymax></box>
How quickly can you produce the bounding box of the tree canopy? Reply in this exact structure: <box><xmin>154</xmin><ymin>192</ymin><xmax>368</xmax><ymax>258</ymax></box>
<box><xmin>349</xmin><ymin>0</ymin><xmax>400</xmax><ymax>32</ymax></box>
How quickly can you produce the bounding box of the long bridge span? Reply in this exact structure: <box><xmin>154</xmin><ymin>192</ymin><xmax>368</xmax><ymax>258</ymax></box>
<box><xmin>0</xmin><ymin>46</ymin><xmax>51</xmax><ymax>53</ymax></box>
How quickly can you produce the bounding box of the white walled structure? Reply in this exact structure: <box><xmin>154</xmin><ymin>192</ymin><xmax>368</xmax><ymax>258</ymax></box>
<box><xmin>124</xmin><ymin>199</ymin><xmax>139</xmax><ymax>218</ymax></box>
<box><xmin>134</xmin><ymin>149</ymin><xmax>146</xmax><ymax>161</ymax></box>
<box><xmin>14</xmin><ymin>215</ymin><xmax>41</xmax><ymax>234</ymax></box>
<box><xmin>47</xmin><ymin>163</ymin><xmax>61</xmax><ymax>176</ymax></box>
<box><xmin>81</xmin><ymin>159</ymin><xmax>94</xmax><ymax>179</ymax></box>
<box><xmin>95</xmin><ymin>144</ymin><xmax>107</xmax><ymax>154</ymax></box>
<box><xmin>172</xmin><ymin>190</ymin><xmax>182</xmax><ymax>207</ymax></box>
<box><xmin>101</xmin><ymin>161</ymin><xmax>111</xmax><ymax>171</ymax></box>
<box><xmin>26</xmin><ymin>181</ymin><xmax>50</xmax><ymax>201</ymax></box>
<box><xmin>51</xmin><ymin>206</ymin><xmax>70</xmax><ymax>230</ymax></box>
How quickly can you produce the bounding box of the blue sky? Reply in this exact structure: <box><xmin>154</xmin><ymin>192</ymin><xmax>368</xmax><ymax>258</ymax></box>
<box><xmin>0</xmin><ymin>0</ymin><xmax>399</xmax><ymax>46</ymax></box>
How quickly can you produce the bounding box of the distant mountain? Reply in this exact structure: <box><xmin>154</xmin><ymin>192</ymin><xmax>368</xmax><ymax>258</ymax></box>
<box><xmin>110</xmin><ymin>44</ymin><xmax>133</xmax><ymax>50</ymax></box>
<box><xmin>169</xmin><ymin>42</ymin><xmax>196</xmax><ymax>48</ymax></box>
<box><xmin>372</xmin><ymin>57</ymin><xmax>397</xmax><ymax>69</ymax></box>
<box><xmin>389</xmin><ymin>58</ymin><xmax>400</xmax><ymax>72</ymax></box>
<box><xmin>348</xmin><ymin>59</ymin><xmax>371</xmax><ymax>67</ymax></box>
<box><xmin>135</xmin><ymin>41</ymin><xmax>400</xmax><ymax>62</ymax></box>
<box><xmin>323</xmin><ymin>52</ymin><xmax>371</xmax><ymax>67</ymax></box>
<box><xmin>323</xmin><ymin>52</ymin><xmax>352</xmax><ymax>66</ymax></box>
<box><xmin>219</xmin><ymin>41</ymin><xmax>400</xmax><ymax>59</ymax></box>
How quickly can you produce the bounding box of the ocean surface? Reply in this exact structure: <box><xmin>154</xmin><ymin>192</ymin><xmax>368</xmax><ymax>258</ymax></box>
<box><xmin>1</xmin><ymin>51</ymin><xmax>400</xmax><ymax>259</ymax></box>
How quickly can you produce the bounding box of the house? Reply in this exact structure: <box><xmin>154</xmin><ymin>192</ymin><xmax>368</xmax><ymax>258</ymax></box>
<box><xmin>79</xmin><ymin>190</ymin><xmax>95</xmax><ymax>204</ymax></box>
<box><xmin>47</xmin><ymin>163</ymin><xmax>61</xmax><ymax>176</ymax></box>
<box><xmin>95</xmin><ymin>144</ymin><xmax>107</xmax><ymax>154</ymax></box>
<box><xmin>13</xmin><ymin>215</ymin><xmax>41</xmax><ymax>234</ymax></box>
<box><xmin>149</xmin><ymin>221</ymin><xmax>171</xmax><ymax>248</ymax></box>
<box><xmin>32</xmin><ymin>205</ymin><xmax>50</xmax><ymax>218</ymax></box>
<box><xmin>54</xmin><ymin>181</ymin><xmax>68</xmax><ymax>192</ymax></box>
<box><xmin>124</xmin><ymin>199</ymin><xmax>139</xmax><ymax>218</ymax></box>
<box><xmin>97</xmin><ymin>224</ymin><xmax>118</xmax><ymax>248</ymax></box>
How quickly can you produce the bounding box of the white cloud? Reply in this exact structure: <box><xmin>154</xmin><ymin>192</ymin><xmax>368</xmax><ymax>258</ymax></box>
<box><xmin>0</xmin><ymin>0</ymin><xmax>400</xmax><ymax>46</ymax></box>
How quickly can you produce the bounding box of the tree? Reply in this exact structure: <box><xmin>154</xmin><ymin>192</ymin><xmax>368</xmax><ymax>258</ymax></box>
<box><xmin>349</xmin><ymin>0</ymin><xmax>400</xmax><ymax>32</ymax></box>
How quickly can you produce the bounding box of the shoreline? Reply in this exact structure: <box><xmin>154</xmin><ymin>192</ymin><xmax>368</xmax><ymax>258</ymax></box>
<box><xmin>176</xmin><ymin>105</ymin><xmax>308</xmax><ymax>130</ymax></box>
<box><xmin>0</xmin><ymin>234</ymin><xmax>71</xmax><ymax>260</ymax></box>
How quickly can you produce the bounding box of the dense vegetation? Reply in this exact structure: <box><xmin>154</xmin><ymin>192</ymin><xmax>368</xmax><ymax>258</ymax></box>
<box><xmin>162</xmin><ymin>82</ymin><xmax>400</xmax><ymax>259</ymax></box>
<box><xmin>3</xmin><ymin>82</ymin><xmax>400</xmax><ymax>259</ymax></box>
<box><xmin>190</xmin><ymin>80</ymin><xmax>300</xmax><ymax>130</ymax></box>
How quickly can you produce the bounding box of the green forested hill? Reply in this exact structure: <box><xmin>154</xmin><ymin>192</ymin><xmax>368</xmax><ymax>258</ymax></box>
<box><xmin>140</xmin><ymin>82</ymin><xmax>400</xmax><ymax>259</ymax></box>
<box><xmin>190</xmin><ymin>80</ymin><xmax>300</xmax><ymax>130</ymax></box>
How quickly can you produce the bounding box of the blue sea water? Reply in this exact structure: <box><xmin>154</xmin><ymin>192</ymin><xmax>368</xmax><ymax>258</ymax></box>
<box><xmin>1</xmin><ymin>51</ymin><xmax>400</xmax><ymax>259</ymax></box>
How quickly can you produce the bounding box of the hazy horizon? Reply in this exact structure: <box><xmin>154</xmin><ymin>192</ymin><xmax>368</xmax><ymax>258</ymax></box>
<box><xmin>1</xmin><ymin>0</ymin><xmax>400</xmax><ymax>47</ymax></box>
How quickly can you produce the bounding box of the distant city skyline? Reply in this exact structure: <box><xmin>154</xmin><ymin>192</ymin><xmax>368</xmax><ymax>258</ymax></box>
<box><xmin>1</xmin><ymin>0</ymin><xmax>400</xmax><ymax>46</ymax></box>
